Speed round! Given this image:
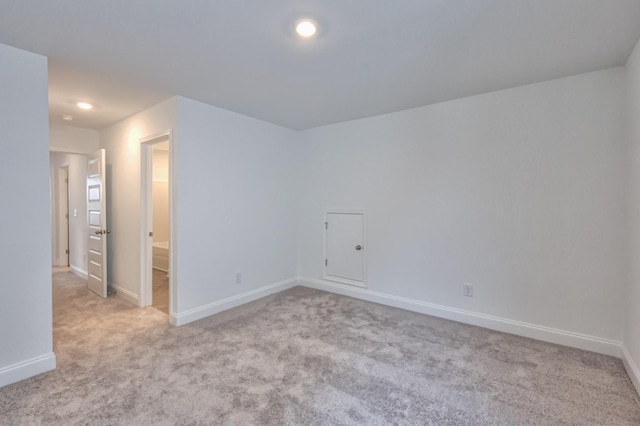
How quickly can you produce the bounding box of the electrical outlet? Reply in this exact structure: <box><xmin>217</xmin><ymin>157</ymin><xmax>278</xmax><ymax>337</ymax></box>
<box><xmin>235</xmin><ymin>273</ymin><xmax>242</xmax><ymax>284</ymax></box>
<box><xmin>463</xmin><ymin>283</ymin><xmax>474</xmax><ymax>297</ymax></box>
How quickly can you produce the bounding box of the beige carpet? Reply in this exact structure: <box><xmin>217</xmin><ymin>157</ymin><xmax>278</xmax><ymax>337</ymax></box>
<box><xmin>1</xmin><ymin>271</ymin><xmax>639</xmax><ymax>425</ymax></box>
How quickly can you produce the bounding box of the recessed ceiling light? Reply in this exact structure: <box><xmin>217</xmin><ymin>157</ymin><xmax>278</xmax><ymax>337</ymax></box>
<box><xmin>61</xmin><ymin>115</ymin><xmax>73</xmax><ymax>121</ymax></box>
<box><xmin>296</xmin><ymin>20</ymin><xmax>316</xmax><ymax>38</ymax></box>
<box><xmin>77</xmin><ymin>102</ymin><xmax>93</xmax><ymax>110</ymax></box>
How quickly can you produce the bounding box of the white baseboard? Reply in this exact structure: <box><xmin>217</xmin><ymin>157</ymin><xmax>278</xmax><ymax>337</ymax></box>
<box><xmin>109</xmin><ymin>283</ymin><xmax>139</xmax><ymax>306</ymax></box>
<box><xmin>169</xmin><ymin>312</ymin><xmax>178</xmax><ymax>326</ymax></box>
<box><xmin>622</xmin><ymin>344</ymin><xmax>640</xmax><ymax>396</ymax></box>
<box><xmin>0</xmin><ymin>352</ymin><xmax>56</xmax><ymax>388</ymax></box>
<box><xmin>69</xmin><ymin>265</ymin><xmax>87</xmax><ymax>280</ymax></box>
<box><xmin>299</xmin><ymin>277</ymin><xmax>622</xmax><ymax>358</ymax></box>
<box><xmin>173</xmin><ymin>278</ymin><xmax>298</xmax><ymax>326</ymax></box>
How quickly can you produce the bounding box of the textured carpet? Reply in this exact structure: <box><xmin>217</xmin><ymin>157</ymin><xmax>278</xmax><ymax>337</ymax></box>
<box><xmin>1</xmin><ymin>272</ymin><xmax>639</xmax><ymax>425</ymax></box>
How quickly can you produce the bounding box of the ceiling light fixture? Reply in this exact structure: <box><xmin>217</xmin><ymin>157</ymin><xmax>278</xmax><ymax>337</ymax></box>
<box><xmin>61</xmin><ymin>115</ymin><xmax>73</xmax><ymax>121</ymax></box>
<box><xmin>296</xmin><ymin>20</ymin><xmax>317</xmax><ymax>38</ymax></box>
<box><xmin>77</xmin><ymin>102</ymin><xmax>93</xmax><ymax>110</ymax></box>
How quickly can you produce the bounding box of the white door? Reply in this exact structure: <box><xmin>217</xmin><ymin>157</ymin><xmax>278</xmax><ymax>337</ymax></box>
<box><xmin>324</xmin><ymin>212</ymin><xmax>365</xmax><ymax>286</ymax></box>
<box><xmin>87</xmin><ymin>149</ymin><xmax>108</xmax><ymax>298</ymax></box>
<box><xmin>59</xmin><ymin>166</ymin><xmax>69</xmax><ymax>266</ymax></box>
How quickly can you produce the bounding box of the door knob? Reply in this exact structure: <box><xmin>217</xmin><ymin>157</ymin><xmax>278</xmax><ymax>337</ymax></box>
<box><xmin>355</xmin><ymin>245</ymin><xmax>362</xmax><ymax>251</ymax></box>
<box><xmin>94</xmin><ymin>230</ymin><xmax>103</xmax><ymax>235</ymax></box>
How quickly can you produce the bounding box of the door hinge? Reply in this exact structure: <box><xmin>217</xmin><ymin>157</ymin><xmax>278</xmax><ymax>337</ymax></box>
<box><xmin>65</xmin><ymin>213</ymin><xmax>69</xmax><ymax>219</ymax></box>
<box><xmin>325</xmin><ymin>259</ymin><xmax>328</xmax><ymax>266</ymax></box>
<box><xmin>325</xmin><ymin>222</ymin><xmax>328</xmax><ymax>229</ymax></box>
<box><xmin>65</xmin><ymin>249</ymin><xmax>69</xmax><ymax>254</ymax></box>
<box><xmin>65</xmin><ymin>178</ymin><xmax>69</xmax><ymax>183</ymax></box>
<box><xmin>149</xmin><ymin>231</ymin><xmax>153</xmax><ymax>237</ymax></box>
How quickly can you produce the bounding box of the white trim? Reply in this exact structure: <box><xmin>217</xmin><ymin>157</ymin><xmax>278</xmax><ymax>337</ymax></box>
<box><xmin>69</xmin><ymin>265</ymin><xmax>88</xmax><ymax>280</ymax></box>
<box><xmin>109</xmin><ymin>284</ymin><xmax>139</xmax><ymax>305</ymax></box>
<box><xmin>57</xmin><ymin>166</ymin><xmax>69</xmax><ymax>268</ymax></box>
<box><xmin>173</xmin><ymin>278</ymin><xmax>298</xmax><ymax>326</ymax></box>
<box><xmin>299</xmin><ymin>277</ymin><xmax>623</xmax><ymax>358</ymax></box>
<box><xmin>0</xmin><ymin>352</ymin><xmax>56</xmax><ymax>388</ymax></box>
<box><xmin>622</xmin><ymin>344</ymin><xmax>640</xmax><ymax>396</ymax></box>
<box><xmin>169</xmin><ymin>311</ymin><xmax>179</xmax><ymax>326</ymax></box>
<box><xmin>139</xmin><ymin>130</ymin><xmax>175</xmax><ymax>317</ymax></box>
<box><xmin>322</xmin><ymin>275</ymin><xmax>367</xmax><ymax>288</ymax></box>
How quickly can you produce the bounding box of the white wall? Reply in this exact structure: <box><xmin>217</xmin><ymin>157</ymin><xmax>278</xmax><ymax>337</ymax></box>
<box><xmin>0</xmin><ymin>43</ymin><xmax>55</xmax><ymax>386</ymax></box>
<box><xmin>50</xmin><ymin>123</ymin><xmax>99</xmax><ymax>154</ymax></box>
<box><xmin>99</xmin><ymin>98</ymin><xmax>178</xmax><ymax>305</ymax></box>
<box><xmin>175</xmin><ymin>97</ymin><xmax>298</xmax><ymax>321</ymax></box>
<box><xmin>298</xmin><ymin>68</ymin><xmax>628</xmax><ymax>352</ymax></box>
<box><xmin>99</xmin><ymin>96</ymin><xmax>298</xmax><ymax>323</ymax></box>
<box><xmin>625</xmin><ymin>37</ymin><xmax>640</xmax><ymax>393</ymax></box>
<box><xmin>50</xmin><ymin>152</ymin><xmax>88</xmax><ymax>276</ymax></box>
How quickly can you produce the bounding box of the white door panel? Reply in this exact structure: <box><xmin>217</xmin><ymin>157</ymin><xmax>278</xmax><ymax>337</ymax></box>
<box><xmin>324</xmin><ymin>212</ymin><xmax>365</xmax><ymax>286</ymax></box>
<box><xmin>87</xmin><ymin>149</ymin><xmax>108</xmax><ymax>298</ymax></box>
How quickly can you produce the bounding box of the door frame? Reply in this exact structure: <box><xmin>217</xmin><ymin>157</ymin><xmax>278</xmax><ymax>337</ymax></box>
<box><xmin>323</xmin><ymin>208</ymin><xmax>367</xmax><ymax>288</ymax></box>
<box><xmin>57</xmin><ymin>164</ymin><xmax>70</xmax><ymax>267</ymax></box>
<box><xmin>139</xmin><ymin>130</ymin><xmax>176</xmax><ymax>322</ymax></box>
<box><xmin>49</xmin><ymin>149</ymin><xmax>89</xmax><ymax>276</ymax></box>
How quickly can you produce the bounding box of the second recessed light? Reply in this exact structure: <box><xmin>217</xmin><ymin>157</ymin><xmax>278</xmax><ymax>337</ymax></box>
<box><xmin>77</xmin><ymin>102</ymin><xmax>93</xmax><ymax>110</ymax></box>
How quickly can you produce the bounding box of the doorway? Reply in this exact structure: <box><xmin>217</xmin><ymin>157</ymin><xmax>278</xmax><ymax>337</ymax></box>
<box><xmin>59</xmin><ymin>165</ymin><xmax>69</xmax><ymax>267</ymax></box>
<box><xmin>140</xmin><ymin>131</ymin><xmax>173</xmax><ymax>317</ymax></box>
<box><xmin>50</xmin><ymin>152</ymin><xmax>89</xmax><ymax>277</ymax></box>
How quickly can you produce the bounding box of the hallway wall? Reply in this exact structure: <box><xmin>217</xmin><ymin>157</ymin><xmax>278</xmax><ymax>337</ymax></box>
<box><xmin>0</xmin><ymin>43</ymin><xmax>54</xmax><ymax>387</ymax></box>
<box><xmin>50</xmin><ymin>124</ymin><xmax>99</xmax><ymax>154</ymax></box>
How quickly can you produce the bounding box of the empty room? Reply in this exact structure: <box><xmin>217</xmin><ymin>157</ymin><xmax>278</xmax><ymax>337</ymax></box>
<box><xmin>1</xmin><ymin>1</ymin><xmax>640</xmax><ymax>424</ymax></box>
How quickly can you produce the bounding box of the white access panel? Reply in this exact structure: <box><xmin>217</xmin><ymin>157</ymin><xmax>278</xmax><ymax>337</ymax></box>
<box><xmin>324</xmin><ymin>211</ymin><xmax>366</xmax><ymax>287</ymax></box>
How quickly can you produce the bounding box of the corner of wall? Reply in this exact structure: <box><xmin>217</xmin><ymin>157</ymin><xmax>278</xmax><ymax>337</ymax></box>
<box><xmin>0</xmin><ymin>353</ymin><xmax>56</xmax><ymax>388</ymax></box>
<box><xmin>0</xmin><ymin>42</ymin><xmax>54</xmax><ymax>388</ymax></box>
<box><xmin>624</xmin><ymin>35</ymin><xmax>640</xmax><ymax>397</ymax></box>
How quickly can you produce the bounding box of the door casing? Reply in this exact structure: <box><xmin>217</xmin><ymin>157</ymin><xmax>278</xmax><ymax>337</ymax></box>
<box><xmin>323</xmin><ymin>209</ymin><xmax>367</xmax><ymax>288</ymax></box>
<box><xmin>57</xmin><ymin>165</ymin><xmax>70</xmax><ymax>267</ymax></box>
<box><xmin>139</xmin><ymin>130</ymin><xmax>176</xmax><ymax>322</ymax></box>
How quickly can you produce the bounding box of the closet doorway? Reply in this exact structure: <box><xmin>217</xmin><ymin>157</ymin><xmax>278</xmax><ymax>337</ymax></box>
<box><xmin>140</xmin><ymin>131</ymin><xmax>174</xmax><ymax>317</ymax></box>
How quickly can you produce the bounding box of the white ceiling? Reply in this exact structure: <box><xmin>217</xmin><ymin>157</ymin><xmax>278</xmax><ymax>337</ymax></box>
<box><xmin>1</xmin><ymin>1</ymin><xmax>640</xmax><ymax>131</ymax></box>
